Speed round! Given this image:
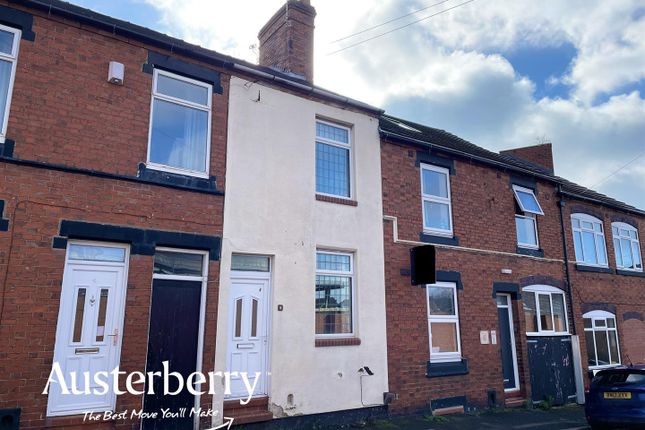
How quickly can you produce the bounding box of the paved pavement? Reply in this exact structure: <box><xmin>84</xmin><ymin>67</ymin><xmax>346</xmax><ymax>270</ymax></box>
<box><xmin>367</xmin><ymin>405</ymin><xmax>589</xmax><ymax>430</ymax></box>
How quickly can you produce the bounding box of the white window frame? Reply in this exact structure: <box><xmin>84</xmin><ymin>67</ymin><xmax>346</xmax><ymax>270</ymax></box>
<box><xmin>515</xmin><ymin>213</ymin><xmax>540</xmax><ymax>249</ymax></box>
<box><xmin>611</xmin><ymin>222</ymin><xmax>643</xmax><ymax>272</ymax></box>
<box><xmin>0</xmin><ymin>24</ymin><xmax>21</xmax><ymax>143</ymax></box>
<box><xmin>420</xmin><ymin>163</ymin><xmax>453</xmax><ymax>236</ymax></box>
<box><xmin>571</xmin><ymin>213</ymin><xmax>608</xmax><ymax>267</ymax></box>
<box><xmin>315</xmin><ymin>119</ymin><xmax>353</xmax><ymax>199</ymax></box>
<box><xmin>315</xmin><ymin>250</ymin><xmax>355</xmax><ymax>338</ymax></box>
<box><xmin>583</xmin><ymin>310</ymin><xmax>621</xmax><ymax>371</ymax></box>
<box><xmin>426</xmin><ymin>281</ymin><xmax>462</xmax><ymax>363</ymax></box>
<box><xmin>146</xmin><ymin>69</ymin><xmax>212</xmax><ymax>178</ymax></box>
<box><xmin>522</xmin><ymin>285</ymin><xmax>569</xmax><ymax>336</ymax></box>
<box><xmin>512</xmin><ymin>185</ymin><xmax>544</xmax><ymax>215</ymax></box>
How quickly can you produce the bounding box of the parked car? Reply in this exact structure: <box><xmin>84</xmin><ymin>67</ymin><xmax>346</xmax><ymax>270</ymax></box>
<box><xmin>586</xmin><ymin>365</ymin><xmax>645</xmax><ymax>429</ymax></box>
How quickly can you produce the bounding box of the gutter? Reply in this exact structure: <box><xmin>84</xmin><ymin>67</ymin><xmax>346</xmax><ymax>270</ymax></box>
<box><xmin>233</xmin><ymin>64</ymin><xmax>383</xmax><ymax>114</ymax></box>
<box><xmin>16</xmin><ymin>0</ymin><xmax>382</xmax><ymax>115</ymax></box>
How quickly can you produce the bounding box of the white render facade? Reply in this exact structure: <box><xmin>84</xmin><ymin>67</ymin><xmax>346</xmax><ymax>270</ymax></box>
<box><xmin>213</xmin><ymin>76</ymin><xmax>388</xmax><ymax>419</ymax></box>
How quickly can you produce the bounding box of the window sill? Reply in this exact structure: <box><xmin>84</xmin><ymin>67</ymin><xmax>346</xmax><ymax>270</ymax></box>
<box><xmin>138</xmin><ymin>163</ymin><xmax>218</xmax><ymax>192</ymax></box>
<box><xmin>315</xmin><ymin>194</ymin><xmax>357</xmax><ymax>206</ymax></box>
<box><xmin>575</xmin><ymin>263</ymin><xmax>612</xmax><ymax>274</ymax></box>
<box><xmin>315</xmin><ymin>337</ymin><xmax>361</xmax><ymax>347</ymax></box>
<box><xmin>0</xmin><ymin>137</ymin><xmax>14</xmax><ymax>157</ymax></box>
<box><xmin>616</xmin><ymin>269</ymin><xmax>645</xmax><ymax>278</ymax></box>
<box><xmin>419</xmin><ymin>232</ymin><xmax>459</xmax><ymax>246</ymax></box>
<box><xmin>426</xmin><ymin>358</ymin><xmax>468</xmax><ymax>378</ymax></box>
<box><xmin>525</xmin><ymin>332</ymin><xmax>570</xmax><ymax>337</ymax></box>
<box><xmin>516</xmin><ymin>247</ymin><xmax>544</xmax><ymax>258</ymax></box>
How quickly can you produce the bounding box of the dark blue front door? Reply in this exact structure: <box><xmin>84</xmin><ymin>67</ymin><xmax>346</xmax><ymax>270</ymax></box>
<box><xmin>497</xmin><ymin>294</ymin><xmax>518</xmax><ymax>391</ymax></box>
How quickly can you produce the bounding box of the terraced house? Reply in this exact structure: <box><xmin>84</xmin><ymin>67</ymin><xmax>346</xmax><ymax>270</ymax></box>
<box><xmin>379</xmin><ymin>115</ymin><xmax>645</xmax><ymax>413</ymax></box>
<box><xmin>0</xmin><ymin>0</ymin><xmax>643</xmax><ymax>429</ymax></box>
<box><xmin>0</xmin><ymin>0</ymin><xmax>389</xmax><ymax>429</ymax></box>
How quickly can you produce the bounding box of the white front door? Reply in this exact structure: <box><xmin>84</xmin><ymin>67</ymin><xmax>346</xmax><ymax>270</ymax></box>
<box><xmin>226</xmin><ymin>275</ymin><xmax>269</xmax><ymax>399</ymax></box>
<box><xmin>47</xmin><ymin>242</ymin><xmax>128</xmax><ymax>416</ymax></box>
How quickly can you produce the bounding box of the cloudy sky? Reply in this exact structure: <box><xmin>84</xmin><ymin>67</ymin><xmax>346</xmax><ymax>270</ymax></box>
<box><xmin>71</xmin><ymin>0</ymin><xmax>645</xmax><ymax>209</ymax></box>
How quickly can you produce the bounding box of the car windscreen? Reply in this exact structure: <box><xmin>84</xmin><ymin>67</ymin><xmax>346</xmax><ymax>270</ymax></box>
<box><xmin>594</xmin><ymin>370</ymin><xmax>645</xmax><ymax>387</ymax></box>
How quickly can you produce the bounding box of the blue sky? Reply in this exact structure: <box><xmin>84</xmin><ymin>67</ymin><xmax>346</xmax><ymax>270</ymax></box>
<box><xmin>69</xmin><ymin>0</ymin><xmax>645</xmax><ymax>209</ymax></box>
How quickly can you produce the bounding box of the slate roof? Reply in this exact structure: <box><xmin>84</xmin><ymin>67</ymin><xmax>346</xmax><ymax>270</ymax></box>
<box><xmin>380</xmin><ymin>115</ymin><xmax>645</xmax><ymax>216</ymax></box>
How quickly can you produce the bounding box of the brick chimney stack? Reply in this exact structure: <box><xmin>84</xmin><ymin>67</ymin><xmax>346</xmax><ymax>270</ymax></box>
<box><xmin>258</xmin><ymin>0</ymin><xmax>316</xmax><ymax>82</ymax></box>
<box><xmin>500</xmin><ymin>143</ymin><xmax>555</xmax><ymax>174</ymax></box>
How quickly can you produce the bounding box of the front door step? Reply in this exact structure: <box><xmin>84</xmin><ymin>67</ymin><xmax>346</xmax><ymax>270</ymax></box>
<box><xmin>224</xmin><ymin>396</ymin><xmax>273</xmax><ymax>425</ymax></box>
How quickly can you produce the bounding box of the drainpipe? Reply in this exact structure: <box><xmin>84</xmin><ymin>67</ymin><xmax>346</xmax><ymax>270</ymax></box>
<box><xmin>557</xmin><ymin>184</ymin><xmax>576</xmax><ymax>335</ymax></box>
<box><xmin>559</xmin><ymin>185</ymin><xmax>587</xmax><ymax>404</ymax></box>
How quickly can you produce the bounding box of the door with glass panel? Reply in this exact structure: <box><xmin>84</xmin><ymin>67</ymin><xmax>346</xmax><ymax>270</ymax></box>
<box><xmin>47</xmin><ymin>242</ymin><xmax>129</xmax><ymax>416</ymax></box>
<box><xmin>496</xmin><ymin>294</ymin><xmax>520</xmax><ymax>391</ymax></box>
<box><xmin>227</xmin><ymin>255</ymin><xmax>270</xmax><ymax>399</ymax></box>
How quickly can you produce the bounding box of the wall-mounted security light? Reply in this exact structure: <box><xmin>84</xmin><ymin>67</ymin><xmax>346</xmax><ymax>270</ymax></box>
<box><xmin>108</xmin><ymin>61</ymin><xmax>124</xmax><ymax>85</ymax></box>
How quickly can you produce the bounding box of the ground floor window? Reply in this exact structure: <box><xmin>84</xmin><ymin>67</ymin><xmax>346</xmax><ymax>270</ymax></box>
<box><xmin>315</xmin><ymin>251</ymin><xmax>354</xmax><ymax>336</ymax></box>
<box><xmin>427</xmin><ymin>282</ymin><xmax>461</xmax><ymax>362</ymax></box>
<box><xmin>583</xmin><ymin>310</ymin><xmax>621</xmax><ymax>369</ymax></box>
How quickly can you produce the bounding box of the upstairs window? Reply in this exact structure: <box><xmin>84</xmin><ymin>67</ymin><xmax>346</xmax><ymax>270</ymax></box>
<box><xmin>315</xmin><ymin>251</ymin><xmax>354</xmax><ymax>336</ymax></box>
<box><xmin>612</xmin><ymin>222</ymin><xmax>643</xmax><ymax>271</ymax></box>
<box><xmin>522</xmin><ymin>285</ymin><xmax>568</xmax><ymax>335</ymax></box>
<box><xmin>572</xmin><ymin>214</ymin><xmax>608</xmax><ymax>266</ymax></box>
<box><xmin>315</xmin><ymin>120</ymin><xmax>352</xmax><ymax>198</ymax></box>
<box><xmin>427</xmin><ymin>282</ymin><xmax>461</xmax><ymax>362</ymax></box>
<box><xmin>147</xmin><ymin>69</ymin><xmax>212</xmax><ymax>177</ymax></box>
<box><xmin>0</xmin><ymin>25</ymin><xmax>21</xmax><ymax>143</ymax></box>
<box><xmin>512</xmin><ymin>185</ymin><xmax>543</xmax><ymax>249</ymax></box>
<box><xmin>583</xmin><ymin>310</ymin><xmax>621</xmax><ymax>370</ymax></box>
<box><xmin>420</xmin><ymin>164</ymin><xmax>453</xmax><ymax>235</ymax></box>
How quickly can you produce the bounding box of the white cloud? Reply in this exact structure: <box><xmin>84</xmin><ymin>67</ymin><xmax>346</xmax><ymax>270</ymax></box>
<box><xmin>137</xmin><ymin>0</ymin><xmax>645</xmax><ymax>208</ymax></box>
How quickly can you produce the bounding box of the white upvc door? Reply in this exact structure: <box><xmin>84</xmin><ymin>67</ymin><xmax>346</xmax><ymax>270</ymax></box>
<box><xmin>226</xmin><ymin>273</ymin><xmax>269</xmax><ymax>399</ymax></box>
<box><xmin>47</xmin><ymin>242</ymin><xmax>129</xmax><ymax>416</ymax></box>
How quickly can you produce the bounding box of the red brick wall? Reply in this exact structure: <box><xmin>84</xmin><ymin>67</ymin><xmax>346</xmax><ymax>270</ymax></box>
<box><xmin>0</xmin><ymin>5</ymin><xmax>227</xmax><ymax>429</ymax></box>
<box><xmin>381</xmin><ymin>140</ymin><xmax>563</xmax><ymax>259</ymax></box>
<box><xmin>381</xmin><ymin>137</ymin><xmax>645</xmax><ymax>411</ymax></box>
<box><xmin>562</xmin><ymin>202</ymin><xmax>645</xmax><ymax>377</ymax></box>
<box><xmin>381</xmin><ymin>138</ymin><xmax>568</xmax><ymax>412</ymax></box>
<box><xmin>0</xmin><ymin>164</ymin><xmax>224</xmax><ymax>429</ymax></box>
<box><xmin>5</xmin><ymin>2</ymin><xmax>228</xmax><ymax>183</ymax></box>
